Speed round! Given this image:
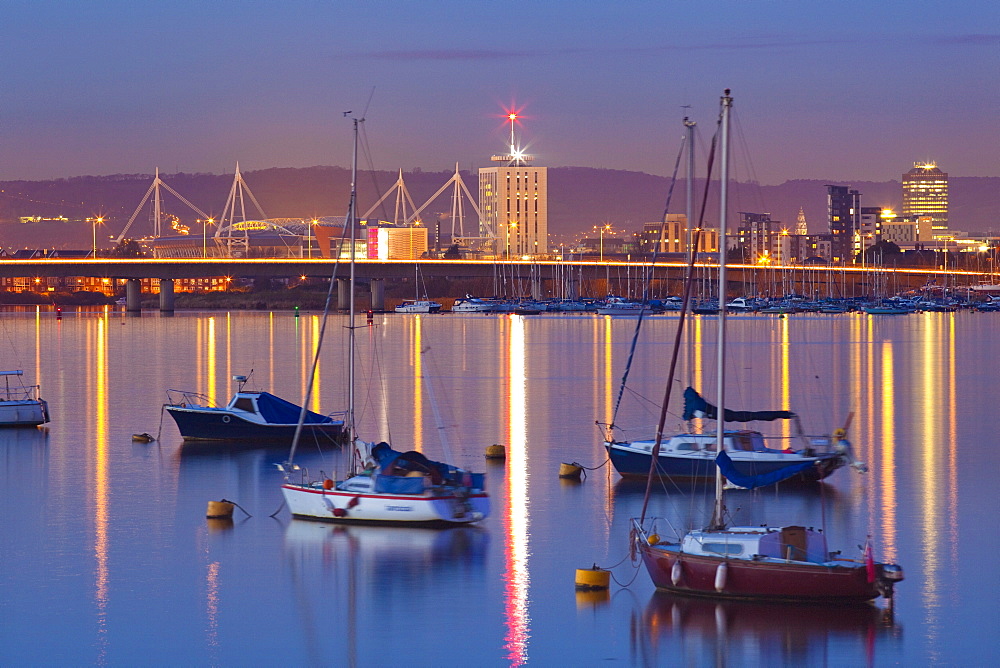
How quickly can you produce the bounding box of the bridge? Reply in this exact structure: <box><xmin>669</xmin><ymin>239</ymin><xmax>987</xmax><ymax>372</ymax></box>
<box><xmin>0</xmin><ymin>257</ymin><xmax>984</xmax><ymax>312</ymax></box>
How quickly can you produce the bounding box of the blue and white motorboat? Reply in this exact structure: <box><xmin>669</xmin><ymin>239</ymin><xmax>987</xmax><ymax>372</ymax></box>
<box><xmin>0</xmin><ymin>370</ymin><xmax>50</xmax><ymax>427</ymax></box>
<box><xmin>164</xmin><ymin>375</ymin><xmax>345</xmax><ymax>445</ymax></box>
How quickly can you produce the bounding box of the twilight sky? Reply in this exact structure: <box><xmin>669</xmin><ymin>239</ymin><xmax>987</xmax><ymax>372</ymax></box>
<box><xmin>3</xmin><ymin>1</ymin><xmax>998</xmax><ymax>184</ymax></box>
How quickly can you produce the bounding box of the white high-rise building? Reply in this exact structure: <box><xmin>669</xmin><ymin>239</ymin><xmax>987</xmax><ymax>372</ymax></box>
<box><xmin>478</xmin><ymin>112</ymin><xmax>548</xmax><ymax>257</ymax></box>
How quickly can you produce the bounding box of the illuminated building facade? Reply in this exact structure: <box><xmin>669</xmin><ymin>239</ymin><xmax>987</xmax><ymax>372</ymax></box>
<box><xmin>826</xmin><ymin>185</ymin><xmax>861</xmax><ymax>263</ymax></box>
<box><xmin>853</xmin><ymin>206</ymin><xmax>883</xmax><ymax>255</ymax></box>
<box><xmin>638</xmin><ymin>215</ymin><xmax>684</xmax><ymax>253</ymax></box>
<box><xmin>737</xmin><ymin>212</ymin><xmax>781</xmax><ymax>263</ymax></box>
<box><xmin>478</xmin><ymin>111</ymin><xmax>548</xmax><ymax>257</ymax></box>
<box><xmin>902</xmin><ymin>162</ymin><xmax>948</xmax><ymax>231</ymax></box>
<box><xmin>478</xmin><ymin>167</ymin><xmax>548</xmax><ymax>257</ymax></box>
<box><xmin>366</xmin><ymin>225</ymin><xmax>428</xmax><ymax>260</ymax></box>
<box><xmin>636</xmin><ymin>215</ymin><xmax>717</xmax><ymax>254</ymax></box>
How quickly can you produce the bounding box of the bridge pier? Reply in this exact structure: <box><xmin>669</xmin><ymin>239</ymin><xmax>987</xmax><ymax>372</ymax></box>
<box><xmin>126</xmin><ymin>279</ymin><xmax>142</xmax><ymax>312</ymax></box>
<box><xmin>159</xmin><ymin>278</ymin><xmax>175</xmax><ymax>312</ymax></box>
<box><xmin>370</xmin><ymin>278</ymin><xmax>385</xmax><ymax>311</ymax></box>
<box><xmin>337</xmin><ymin>278</ymin><xmax>351</xmax><ymax>310</ymax></box>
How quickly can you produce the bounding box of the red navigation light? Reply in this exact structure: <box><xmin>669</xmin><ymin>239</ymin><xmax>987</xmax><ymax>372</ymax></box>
<box><xmin>508</xmin><ymin>112</ymin><xmax>518</xmax><ymax>121</ymax></box>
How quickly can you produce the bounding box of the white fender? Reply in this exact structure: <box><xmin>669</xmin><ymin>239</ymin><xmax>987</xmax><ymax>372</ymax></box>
<box><xmin>714</xmin><ymin>562</ymin><xmax>728</xmax><ymax>591</ymax></box>
<box><xmin>671</xmin><ymin>560</ymin><xmax>683</xmax><ymax>585</ymax></box>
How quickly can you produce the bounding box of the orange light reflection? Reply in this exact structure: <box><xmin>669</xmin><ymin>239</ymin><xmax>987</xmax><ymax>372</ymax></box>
<box><xmin>503</xmin><ymin>314</ymin><xmax>530</xmax><ymax>665</ymax></box>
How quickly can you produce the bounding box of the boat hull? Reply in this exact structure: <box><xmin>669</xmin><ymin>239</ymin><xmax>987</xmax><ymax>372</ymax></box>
<box><xmin>606</xmin><ymin>442</ymin><xmax>843</xmax><ymax>482</ymax></box>
<box><xmin>281</xmin><ymin>483</ymin><xmax>490</xmax><ymax>527</ymax></box>
<box><xmin>638</xmin><ymin>542</ymin><xmax>881</xmax><ymax>602</ymax></box>
<box><xmin>0</xmin><ymin>399</ymin><xmax>49</xmax><ymax>427</ymax></box>
<box><xmin>165</xmin><ymin>406</ymin><xmax>344</xmax><ymax>443</ymax></box>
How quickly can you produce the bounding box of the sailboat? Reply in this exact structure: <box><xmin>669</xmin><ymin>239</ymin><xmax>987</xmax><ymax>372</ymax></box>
<box><xmin>0</xmin><ymin>370</ymin><xmax>50</xmax><ymax>427</ymax></box>
<box><xmin>606</xmin><ymin>386</ymin><xmax>864</xmax><ymax>483</ymax></box>
<box><xmin>280</xmin><ymin>116</ymin><xmax>489</xmax><ymax>526</ymax></box>
<box><xmin>631</xmin><ymin>91</ymin><xmax>904</xmax><ymax>603</ymax></box>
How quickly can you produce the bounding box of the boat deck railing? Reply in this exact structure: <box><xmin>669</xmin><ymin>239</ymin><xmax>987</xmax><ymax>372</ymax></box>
<box><xmin>0</xmin><ymin>384</ymin><xmax>41</xmax><ymax>402</ymax></box>
<box><xmin>165</xmin><ymin>389</ymin><xmax>217</xmax><ymax>408</ymax></box>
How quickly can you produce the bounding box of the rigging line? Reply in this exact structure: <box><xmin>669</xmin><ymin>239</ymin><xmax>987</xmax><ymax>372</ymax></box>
<box><xmin>660</xmin><ymin>133</ymin><xmax>687</xmax><ymax>223</ymax></box>
<box><xmin>731</xmin><ymin>110</ymin><xmax>766</xmax><ymax>214</ymax></box>
<box><xmin>639</xmin><ymin>125</ymin><xmax>720</xmax><ymax>525</ymax></box>
<box><xmin>286</xmin><ymin>217</ymin><xmax>351</xmax><ymax>468</ymax></box>
<box><xmin>608</xmin><ymin>136</ymin><xmax>686</xmax><ymax>429</ymax></box>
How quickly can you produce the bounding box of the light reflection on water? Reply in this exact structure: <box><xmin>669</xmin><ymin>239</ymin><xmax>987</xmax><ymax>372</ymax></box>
<box><xmin>0</xmin><ymin>309</ymin><xmax>995</xmax><ymax>665</ymax></box>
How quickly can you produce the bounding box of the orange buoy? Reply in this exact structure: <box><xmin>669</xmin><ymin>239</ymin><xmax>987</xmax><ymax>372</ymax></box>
<box><xmin>559</xmin><ymin>462</ymin><xmax>583</xmax><ymax>479</ymax></box>
<box><xmin>206</xmin><ymin>500</ymin><xmax>235</xmax><ymax>519</ymax></box>
<box><xmin>323</xmin><ymin>478</ymin><xmax>334</xmax><ymax>490</ymax></box>
<box><xmin>575</xmin><ymin>565</ymin><xmax>611</xmax><ymax>591</ymax></box>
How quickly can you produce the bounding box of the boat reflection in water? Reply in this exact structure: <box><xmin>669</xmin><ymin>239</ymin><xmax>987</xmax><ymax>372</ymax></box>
<box><xmin>283</xmin><ymin>520</ymin><xmax>489</xmax><ymax>575</ymax></box>
<box><xmin>634</xmin><ymin>592</ymin><xmax>901</xmax><ymax>666</ymax></box>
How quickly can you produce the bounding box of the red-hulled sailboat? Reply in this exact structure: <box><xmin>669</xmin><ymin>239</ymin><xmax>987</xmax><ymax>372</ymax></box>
<box><xmin>630</xmin><ymin>90</ymin><xmax>903</xmax><ymax>603</ymax></box>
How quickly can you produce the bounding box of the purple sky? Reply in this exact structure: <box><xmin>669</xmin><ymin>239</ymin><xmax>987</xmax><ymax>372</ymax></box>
<box><xmin>4</xmin><ymin>1</ymin><xmax>999</xmax><ymax>184</ymax></box>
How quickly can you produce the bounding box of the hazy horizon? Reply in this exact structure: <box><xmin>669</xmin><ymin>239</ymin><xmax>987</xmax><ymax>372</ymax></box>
<box><xmin>3</xmin><ymin>2</ymin><xmax>998</xmax><ymax>184</ymax></box>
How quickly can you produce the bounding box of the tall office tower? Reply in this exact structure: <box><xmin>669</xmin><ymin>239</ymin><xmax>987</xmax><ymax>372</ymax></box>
<box><xmin>902</xmin><ymin>162</ymin><xmax>948</xmax><ymax>231</ymax></box>
<box><xmin>478</xmin><ymin>112</ymin><xmax>548</xmax><ymax>257</ymax></box>
<box><xmin>826</xmin><ymin>185</ymin><xmax>861</xmax><ymax>263</ymax></box>
<box><xmin>736</xmin><ymin>212</ymin><xmax>779</xmax><ymax>262</ymax></box>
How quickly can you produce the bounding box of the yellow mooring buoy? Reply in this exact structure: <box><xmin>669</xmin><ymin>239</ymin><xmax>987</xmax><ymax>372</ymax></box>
<box><xmin>206</xmin><ymin>500</ymin><xmax>235</xmax><ymax>519</ymax></box>
<box><xmin>485</xmin><ymin>444</ymin><xmax>507</xmax><ymax>459</ymax></box>
<box><xmin>559</xmin><ymin>462</ymin><xmax>583</xmax><ymax>480</ymax></box>
<box><xmin>575</xmin><ymin>565</ymin><xmax>611</xmax><ymax>591</ymax></box>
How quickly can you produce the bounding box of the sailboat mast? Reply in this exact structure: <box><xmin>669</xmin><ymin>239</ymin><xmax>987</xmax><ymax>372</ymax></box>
<box><xmin>712</xmin><ymin>90</ymin><xmax>732</xmax><ymax>530</ymax></box>
<box><xmin>347</xmin><ymin>117</ymin><xmax>359</xmax><ymax>445</ymax></box>
<box><xmin>684</xmin><ymin>116</ymin><xmax>696</xmax><ymax>267</ymax></box>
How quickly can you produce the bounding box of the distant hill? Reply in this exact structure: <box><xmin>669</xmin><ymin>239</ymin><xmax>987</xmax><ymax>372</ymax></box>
<box><xmin>1</xmin><ymin>167</ymin><xmax>997</xmax><ymax>250</ymax></box>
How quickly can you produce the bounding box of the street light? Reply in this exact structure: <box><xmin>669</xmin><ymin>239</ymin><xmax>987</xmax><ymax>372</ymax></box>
<box><xmin>202</xmin><ymin>218</ymin><xmax>215</xmax><ymax>258</ymax></box>
<box><xmin>594</xmin><ymin>223</ymin><xmax>612</xmax><ymax>262</ymax></box>
<box><xmin>507</xmin><ymin>221</ymin><xmax>518</xmax><ymax>259</ymax></box>
<box><xmin>92</xmin><ymin>217</ymin><xmax>104</xmax><ymax>258</ymax></box>
<box><xmin>308</xmin><ymin>219</ymin><xmax>318</xmax><ymax>258</ymax></box>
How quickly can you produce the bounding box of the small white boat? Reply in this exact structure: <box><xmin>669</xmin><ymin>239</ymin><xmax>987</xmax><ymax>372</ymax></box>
<box><xmin>0</xmin><ymin>371</ymin><xmax>50</xmax><ymax>427</ymax></box>
<box><xmin>596</xmin><ymin>297</ymin><xmax>651</xmax><ymax>316</ymax></box>
<box><xmin>451</xmin><ymin>297</ymin><xmax>496</xmax><ymax>313</ymax></box>
<box><xmin>394</xmin><ymin>300</ymin><xmax>442</xmax><ymax>314</ymax></box>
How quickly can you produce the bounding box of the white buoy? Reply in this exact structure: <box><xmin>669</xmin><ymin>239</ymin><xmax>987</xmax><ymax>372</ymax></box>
<box><xmin>671</xmin><ymin>560</ymin><xmax>683</xmax><ymax>585</ymax></box>
<box><xmin>714</xmin><ymin>562</ymin><xmax>728</xmax><ymax>591</ymax></box>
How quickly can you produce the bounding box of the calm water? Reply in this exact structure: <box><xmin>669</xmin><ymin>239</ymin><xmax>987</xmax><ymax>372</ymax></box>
<box><xmin>0</xmin><ymin>307</ymin><xmax>996</xmax><ymax>666</ymax></box>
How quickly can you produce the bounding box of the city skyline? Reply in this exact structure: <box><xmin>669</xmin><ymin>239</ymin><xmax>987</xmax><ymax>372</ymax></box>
<box><xmin>3</xmin><ymin>2</ymin><xmax>999</xmax><ymax>185</ymax></box>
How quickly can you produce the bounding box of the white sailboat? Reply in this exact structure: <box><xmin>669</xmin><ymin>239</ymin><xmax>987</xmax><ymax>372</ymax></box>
<box><xmin>280</xmin><ymin>116</ymin><xmax>489</xmax><ymax>526</ymax></box>
<box><xmin>631</xmin><ymin>91</ymin><xmax>903</xmax><ymax>603</ymax></box>
<box><xmin>0</xmin><ymin>370</ymin><xmax>50</xmax><ymax>427</ymax></box>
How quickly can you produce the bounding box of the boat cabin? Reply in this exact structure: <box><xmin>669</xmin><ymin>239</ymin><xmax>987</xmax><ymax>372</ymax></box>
<box><xmin>655</xmin><ymin>430</ymin><xmax>771</xmax><ymax>453</ymax></box>
<box><xmin>682</xmin><ymin>526</ymin><xmax>830</xmax><ymax>563</ymax></box>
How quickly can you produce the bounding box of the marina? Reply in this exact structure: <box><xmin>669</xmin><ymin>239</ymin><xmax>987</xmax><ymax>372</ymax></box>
<box><xmin>0</xmin><ymin>306</ymin><xmax>993</xmax><ymax>665</ymax></box>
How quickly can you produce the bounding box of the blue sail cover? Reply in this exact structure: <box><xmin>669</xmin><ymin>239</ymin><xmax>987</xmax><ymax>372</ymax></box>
<box><xmin>370</xmin><ymin>442</ymin><xmax>452</xmax><ymax>481</ymax></box>
<box><xmin>682</xmin><ymin>387</ymin><xmax>796</xmax><ymax>422</ymax></box>
<box><xmin>255</xmin><ymin>392</ymin><xmax>335</xmax><ymax>424</ymax></box>
<box><xmin>715</xmin><ymin>450</ymin><xmax>815</xmax><ymax>489</ymax></box>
